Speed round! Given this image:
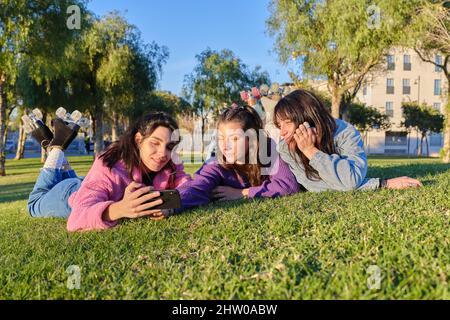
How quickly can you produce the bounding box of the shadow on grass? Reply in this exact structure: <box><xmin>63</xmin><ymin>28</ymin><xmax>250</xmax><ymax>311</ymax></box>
<box><xmin>6</xmin><ymin>159</ymin><xmax>92</xmax><ymax>169</ymax></box>
<box><xmin>170</xmin><ymin>196</ymin><xmax>276</xmax><ymax>220</ymax></box>
<box><xmin>367</xmin><ymin>163</ymin><xmax>450</xmax><ymax>183</ymax></box>
<box><xmin>5</xmin><ymin>162</ymin><xmax>46</xmax><ymax>170</ymax></box>
<box><xmin>175</xmin><ymin>162</ymin><xmax>450</xmax><ymax>217</ymax></box>
<box><xmin>1</xmin><ymin>162</ymin><xmax>448</xmax><ymax>206</ymax></box>
<box><xmin>0</xmin><ymin>182</ymin><xmax>35</xmax><ymax>203</ymax></box>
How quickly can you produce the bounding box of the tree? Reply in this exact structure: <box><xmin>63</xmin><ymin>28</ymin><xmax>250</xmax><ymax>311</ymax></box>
<box><xmin>126</xmin><ymin>91</ymin><xmax>181</xmax><ymax>122</ymax></box>
<box><xmin>408</xmin><ymin>1</ymin><xmax>450</xmax><ymax>162</ymax></box>
<box><xmin>65</xmin><ymin>12</ymin><xmax>168</xmax><ymax>155</ymax></box>
<box><xmin>182</xmin><ymin>48</ymin><xmax>271</xmax><ymax>160</ymax></box>
<box><xmin>267</xmin><ymin>0</ymin><xmax>422</xmax><ymax>119</ymax></box>
<box><xmin>102</xmin><ymin>29</ymin><xmax>169</xmax><ymax>140</ymax></box>
<box><xmin>15</xmin><ymin>69</ymin><xmax>75</xmax><ymax>161</ymax></box>
<box><xmin>0</xmin><ymin>0</ymin><xmax>87</xmax><ymax>174</ymax></box>
<box><xmin>346</xmin><ymin>102</ymin><xmax>391</xmax><ymax>147</ymax></box>
<box><xmin>247</xmin><ymin>66</ymin><xmax>271</xmax><ymax>89</ymax></box>
<box><xmin>288</xmin><ymin>75</ymin><xmax>332</xmax><ymax>110</ymax></box>
<box><xmin>402</xmin><ymin>102</ymin><xmax>445</xmax><ymax>157</ymax></box>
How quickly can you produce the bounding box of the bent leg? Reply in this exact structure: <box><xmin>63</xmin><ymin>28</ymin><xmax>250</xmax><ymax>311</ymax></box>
<box><xmin>27</xmin><ymin>168</ymin><xmax>82</xmax><ymax>218</ymax></box>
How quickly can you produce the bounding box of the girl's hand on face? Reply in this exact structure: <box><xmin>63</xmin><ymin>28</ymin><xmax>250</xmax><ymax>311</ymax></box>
<box><xmin>212</xmin><ymin>186</ymin><xmax>249</xmax><ymax>201</ymax></box>
<box><xmin>384</xmin><ymin>176</ymin><xmax>423</xmax><ymax>189</ymax></box>
<box><xmin>104</xmin><ymin>181</ymin><xmax>163</xmax><ymax>222</ymax></box>
<box><xmin>293</xmin><ymin>122</ymin><xmax>319</xmax><ymax>160</ymax></box>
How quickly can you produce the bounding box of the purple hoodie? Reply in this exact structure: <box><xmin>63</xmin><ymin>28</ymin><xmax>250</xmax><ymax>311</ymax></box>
<box><xmin>177</xmin><ymin>154</ymin><xmax>301</xmax><ymax>209</ymax></box>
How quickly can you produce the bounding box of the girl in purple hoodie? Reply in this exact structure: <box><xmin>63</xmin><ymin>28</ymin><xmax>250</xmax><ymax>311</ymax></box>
<box><xmin>177</xmin><ymin>105</ymin><xmax>300</xmax><ymax>209</ymax></box>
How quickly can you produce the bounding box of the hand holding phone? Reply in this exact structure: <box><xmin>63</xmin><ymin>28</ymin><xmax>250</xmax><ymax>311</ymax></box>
<box><xmin>142</xmin><ymin>189</ymin><xmax>181</xmax><ymax>210</ymax></box>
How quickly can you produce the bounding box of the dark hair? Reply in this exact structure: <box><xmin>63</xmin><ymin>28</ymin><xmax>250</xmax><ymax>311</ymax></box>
<box><xmin>217</xmin><ymin>105</ymin><xmax>269</xmax><ymax>186</ymax></box>
<box><xmin>274</xmin><ymin>89</ymin><xmax>337</xmax><ymax>181</ymax></box>
<box><xmin>99</xmin><ymin>112</ymin><xmax>179</xmax><ymax>183</ymax></box>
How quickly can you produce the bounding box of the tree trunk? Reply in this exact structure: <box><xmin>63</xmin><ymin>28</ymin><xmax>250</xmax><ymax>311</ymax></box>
<box><xmin>443</xmin><ymin>89</ymin><xmax>450</xmax><ymax>163</ymax></box>
<box><xmin>111</xmin><ymin>111</ymin><xmax>120</xmax><ymax>142</ymax></box>
<box><xmin>407</xmin><ymin>130</ymin><xmax>410</xmax><ymax>157</ymax></box>
<box><xmin>123</xmin><ymin>116</ymin><xmax>129</xmax><ymax>132</ymax></box>
<box><xmin>15</xmin><ymin>121</ymin><xmax>26</xmax><ymax>160</ymax></box>
<box><xmin>93</xmin><ymin>105</ymin><xmax>104</xmax><ymax>156</ymax></box>
<box><xmin>0</xmin><ymin>75</ymin><xmax>7</xmax><ymax>176</ymax></box>
<box><xmin>330</xmin><ymin>87</ymin><xmax>342</xmax><ymax>119</ymax></box>
<box><xmin>418</xmin><ymin>134</ymin><xmax>425</xmax><ymax>157</ymax></box>
<box><xmin>444</xmin><ymin>115</ymin><xmax>450</xmax><ymax>162</ymax></box>
<box><xmin>3</xmin><ymin>125</ymin><xmax>8</xmax><ymax>152</ymax></box>
<box><xmin>201</xmin><ymin>114</ymin><xmax>206</xmax><ymax>162</ymax></box>
<box><xmin>40</xmin><ymin>112</ymin><xmax>49</xmax><ymax>163</ymax></box>
<box><xmin>362</xmin><ymin>131</ymin><xmax>368</xmax><ymax>152</ymax></box>
<box><xmin>425</xmin><ymin>134</ymin><xmax>429</xmax><ymax>157</ymax></box>
<box><xmin>416</xmin><ymin>129</ymin><xmax>420</xmax><ymax>157</ymax></box>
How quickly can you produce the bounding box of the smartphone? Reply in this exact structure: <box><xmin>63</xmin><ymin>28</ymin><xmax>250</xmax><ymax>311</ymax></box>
<box><xmin>143</xmin><ymin>189</ymin><xmax>181</xmax><ymax>210</ymax></box>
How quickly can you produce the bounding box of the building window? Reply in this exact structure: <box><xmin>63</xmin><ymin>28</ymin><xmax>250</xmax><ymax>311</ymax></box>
<box><xmin>387</xmin><ymin>55</ymin><xmax>395</xmax><ymax>70</ymax></box>
<box><xmin>433</xmin><ymin>102</ymin><xmax>441</xmax><ymax>112</ymax></box>
<box><xmin>402</xmin><ymin>79</ymin><xmax>411</xmax><ymax>94</ymax></box>
<box><xmin>386</xmin><ymin>79</ymin><xmax>394</xmax><ymax>94</ymax></box>
<box><xmin>385</xmin><ymin>131</ymin><xmax>407</xmax><ymax>146</ymax></box>
<box><xmin>435</xmin><ymin>55</ymin><xmax>442</xmax><ymax>72</ymax></box>
<box><xmin>386</xmin><ymin>102</ymin><xmax>394</xmax><ymax>117</ymax></box>
<box><xmin>403</xmin><ymin>55</ymin><xmax>411</xmax><ymax>71</ymax></box>
<box><xmin>434</xmin><ymin>79</ymin><xmax>442</xmax><ymax>96</ymax></box>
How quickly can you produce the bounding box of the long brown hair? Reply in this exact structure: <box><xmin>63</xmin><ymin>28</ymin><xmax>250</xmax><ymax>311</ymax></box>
<box><xmin>274</xmin><ymin>89</ymin><xmax>337</xmax><ymax>181</ymax></box>
<box><xmin>217</xmin><ymin>105</ymin><xmax>269</xmax><ymax>186</ymax></box>
<box><xmin>99</xmin><ymin>112</ymin><xmax>180</xmax><ymax>184</ymax></box>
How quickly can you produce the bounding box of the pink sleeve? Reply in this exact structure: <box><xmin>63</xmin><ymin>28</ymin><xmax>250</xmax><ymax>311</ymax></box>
<box><xmin>173</xmin><ymin>163</ymin><xmax>192</xmax><ymax>188</ymax></box>
<box><xmin>67</xmin><ymin>160</ymin><xmax>119</xmax><ymax>232</ymax></box>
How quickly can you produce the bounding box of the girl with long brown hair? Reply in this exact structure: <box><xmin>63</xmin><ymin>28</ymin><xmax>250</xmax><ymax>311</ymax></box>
<box><xmin>274</xmin><ymin>89</ymin><xmax>422</xmax><ymax>191</ymax></box>
<box><xmin>27</xmin><ymin>111</ymin><xmax>191</xmax><ymax>232</ymax></box>
<box><xmin>177</xmin><ymin>105</ymin><xmax>300</xmax><ymax>209</ymax></box>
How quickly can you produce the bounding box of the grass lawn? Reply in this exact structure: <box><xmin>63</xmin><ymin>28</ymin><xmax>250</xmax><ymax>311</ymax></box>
<box><xmin>0</xmin><ymin>156</ymin><xmax>449</xmax><ymax>299</ymax></box>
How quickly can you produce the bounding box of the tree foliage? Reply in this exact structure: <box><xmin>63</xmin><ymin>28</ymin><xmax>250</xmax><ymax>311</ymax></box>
<box><xmin>267</xmin><ymin>0</ymin><xmax>422</xmax><ymax>118</ymax></box>
<box><xmin>402</xmin><ymin>102</ymin><xmax>445</xmax><ymax>156</ymax></box>
<box><xmin>347</xmin><ymin>103</ymin><xmax>391</xmax><ymax>137</ymax></box>
<box><xmin>182</xmin><ymin>48</ymin><xmax>271</xmax><ymax>118</ymax></box>
<box><xmin>407</xmin><ymin>0</ymin><xmax>450</xmax><ymax>162</ymax></box>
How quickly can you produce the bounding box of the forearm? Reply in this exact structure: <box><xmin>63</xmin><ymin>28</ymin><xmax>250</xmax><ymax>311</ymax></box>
<box><xmin>178</xmin><ymin>181</ymin><xmax>217</xmax><ymax>208</ymax></box>
<box><xmin>356</xmin><ymin>178</ymin><xmax>381</xmax><ymax>191</ymax></box>
<box><xmin>67</xmin><ymin>200</ymin><xmax>118</xmax><ymax>232</ymax></box>
<box><xmin>103</xmin><ymin>201</ymin><xmax>123</xmax><ymax>222</ymax></box>
<box><xmin>309</xmin><ymin>150</ymin><xmax>368</xmax><ymax>190</ymax></box>
<box><xmin>248</xmin><ymin>159</ymin><xmax>300</xmax><ymax>198</ymax></box>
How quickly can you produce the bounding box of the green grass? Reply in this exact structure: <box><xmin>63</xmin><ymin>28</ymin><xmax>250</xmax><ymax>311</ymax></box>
<box><xmin>0</xmin><ymin>156</ymin><xmax>449</xmax><ymax>299</ymax></box>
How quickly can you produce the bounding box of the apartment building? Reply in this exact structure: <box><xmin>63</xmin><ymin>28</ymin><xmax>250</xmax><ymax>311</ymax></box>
<box><xmin>355</xmin><ymin>47</ymin><xmax>447</xmax><ymax>156</ymax></box>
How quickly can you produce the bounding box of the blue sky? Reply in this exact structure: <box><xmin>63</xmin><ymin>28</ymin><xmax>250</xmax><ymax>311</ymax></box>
<box><xmin>88</xmin><ymin>0</ymin><xmax>294</xmax><ymax>95</ymax></box>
